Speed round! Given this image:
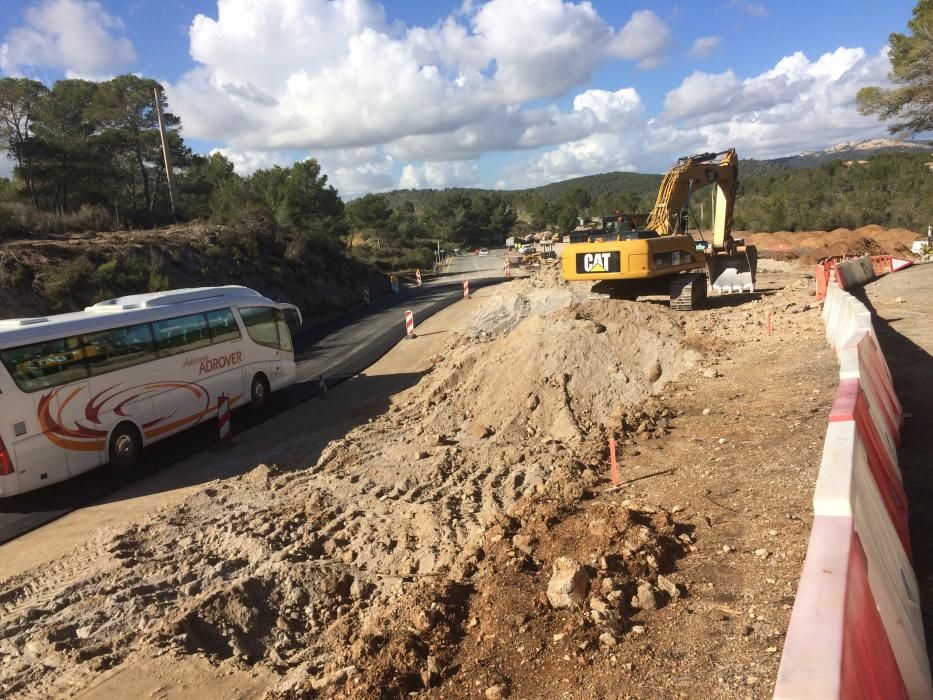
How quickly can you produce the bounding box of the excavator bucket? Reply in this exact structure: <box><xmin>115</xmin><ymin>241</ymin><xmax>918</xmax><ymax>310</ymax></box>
<box><xmin>707</xmin><ymin>245</ymin><xmax>757</xmax><ymax>294</ymax></box>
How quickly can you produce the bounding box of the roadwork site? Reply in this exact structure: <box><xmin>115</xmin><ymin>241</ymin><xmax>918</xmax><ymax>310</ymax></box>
<box><xmin>0</xmin><ymin>259</ymin><xmax>862</xmax><ymax>698</ymax></box>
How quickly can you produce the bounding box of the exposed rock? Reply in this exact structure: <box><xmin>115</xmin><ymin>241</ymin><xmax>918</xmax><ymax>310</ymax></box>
<box><xmin>632</xmin><ymin>581</ymin><xmax>658</xmax><ymax>611</ymax></box>
<box><xmin>512</xmin><ymin>533</ymin><xmax>536</xmax><ymax>556</ymax></box>
<box><xmin>546</xmin><ymin>557</ymin><xmax>589</xmax><ymax>609</ymax></box>
<box><xmin>469</xmin><ymin>423</ymin><xmax>493</xmax><ymax>439</ymax></box>
<box><xmin>656</xmin><ymin>575</ymin><xmax>680</xmax><ymax>599</ymax></box>
<box><xmin>485</xmin><ymin>683</ymin><xmax>510</xmax><ymax>699</ymax></box>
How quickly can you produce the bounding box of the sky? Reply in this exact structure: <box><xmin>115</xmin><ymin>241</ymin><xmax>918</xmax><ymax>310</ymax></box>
<box><xmin>0</xmin><ymin>0</ymin><xmax>919</xmax><ymax>196</ymax></box>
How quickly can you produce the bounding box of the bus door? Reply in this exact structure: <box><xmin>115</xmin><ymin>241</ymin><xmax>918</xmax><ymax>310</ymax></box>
<box><xmin>273</xmin><ymin>309</ymin><xmax>294</xmax><ymax>390</ymax></box>
<box><xmin>238</xmin><ymin>306</ymin><xmax>277</xmax><ymax>391</ymax></box>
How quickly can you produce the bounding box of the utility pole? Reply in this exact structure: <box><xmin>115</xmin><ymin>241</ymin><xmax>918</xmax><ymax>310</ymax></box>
<box><xmin>154</xmin><ymin>86</ymin><xmax>178</xmax><ymax>220</ymax></box>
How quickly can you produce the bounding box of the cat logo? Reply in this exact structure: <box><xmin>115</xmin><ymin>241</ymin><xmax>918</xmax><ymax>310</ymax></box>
<box><xmin>583</xmin><ymin>252</ymin><xmax>611</xmax><ymax>272</ymax></box>
<box><xmin>575</xmin><ymin>251</ymin><xmax>620</xmax><ymax>274</ymax></box>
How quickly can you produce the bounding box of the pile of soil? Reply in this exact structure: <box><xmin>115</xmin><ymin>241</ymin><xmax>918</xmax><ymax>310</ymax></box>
<box><xmin>743</xmin><ymin>224</ymin><xmax>920</xmax><ymax>264</ymax></box>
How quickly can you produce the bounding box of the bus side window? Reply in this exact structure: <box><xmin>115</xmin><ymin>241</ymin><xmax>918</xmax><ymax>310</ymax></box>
<box><xmin>85</xmin><ymin>323</ymin><xmax>157</xmax><ymax>375</ymax></box>
<box><xmin>206</xmin><ymin>308</ymin><xmax>241</xmax><ymax>344</ymax></box>
<box><xmin>275</xmin><ymin>309</ymin><xmax>293</xmax><ymax>352</ymax></box>
<box><xmin>239</xmin><ymin>307</ymin><xmax>279</xmax><ymax>349</ymax></box>
<box><xmin>0</xmin><ymin>336</ymin><xmax>90</xmax><ymax>392</ymax></box>
<box><xmin>153</xmin><ymin>313</ymin><xmax>212</xmax><ymax>357</ymax></box>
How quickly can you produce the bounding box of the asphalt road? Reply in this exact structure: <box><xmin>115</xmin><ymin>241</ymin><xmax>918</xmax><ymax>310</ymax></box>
<box><xmin>0</xmin><ymin>251</ymin><xmax>511</xmax><ymax>544</ymax></box>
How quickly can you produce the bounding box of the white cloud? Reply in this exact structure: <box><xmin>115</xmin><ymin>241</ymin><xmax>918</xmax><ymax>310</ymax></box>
<box><xmin>688</xmin><ymin>36</ymin><xmax>721</xmax><ymax>59</ymax></box>
<box><xmin>502</xmin><ymin>46</ymin><xmax>891</xmax><ymax>187</ymax></box>
<box><xmin>166</xmin><ymin>1</ymin><xmax>670</xmax><ymax>162</ymax></box>
<box><xmin>211</xmin><ymin>148</ymin><xmax>290</xmax><ymax>175</ymax></box>
<box><xmin>729</xmin><ymin>1</ymin><xmax>769</xmax><ymax>17</ymax></box>
<box><xmin>398</xmin><ymin>161</ymin><xmax>480</xmax><ymax>189</ymax></box>
<box><xmin>608</xmin><ymin>10</ymin><xmax>672</xmax><ymax>70</ymax></box>
<box><xmin>0</xmin><ymin>0</ymin><xmax>136</xmax><ymax>78</ymax></box>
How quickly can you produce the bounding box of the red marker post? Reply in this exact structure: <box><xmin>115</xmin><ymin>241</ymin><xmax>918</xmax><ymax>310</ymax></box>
<box><xmin>463</xmin><ymin>280</ymin><xmax>470</xmax><ymax>299</ymax></box>
<box><xmin>415</xmin><ymin>269</ymin><xmax>422</xmax><ymax>287</ymax></box>
<box><xmin>405</xmin><ymin>309</ymin><xmax>416</xmax><ymax>338</ymax></box>
<box><xmin>218</xmin><ymin>393</ymin><xmax>231</xmax><ymax>442</ymax></box>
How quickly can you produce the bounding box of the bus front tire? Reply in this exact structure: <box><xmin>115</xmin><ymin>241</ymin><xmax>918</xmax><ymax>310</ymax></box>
<box><xmin>109</xmin><ymin>423</ymin><xmax>142</xmax><ymax>471</ymax></box>
<box><xmin>250</xmin><ymin>374</ymin><xmax>270</xmax><ymax>409</ymax></box>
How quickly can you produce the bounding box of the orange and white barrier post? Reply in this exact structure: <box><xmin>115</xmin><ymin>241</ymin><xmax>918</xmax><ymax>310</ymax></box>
<box><xmin>504</xmin><ymin>260</ymin><xmax>511</xmax><ymax>278</ymax></box>
<box><xmin>218</xmin><ymin>393</ymin><xmax>231</xmax><ymax>442</ymax></box>
<box><xmin>363</xmin><ymin>286</ymin><xmax>370</xmax><ymax>304</ymax></box>
<box><xmin>405</xmin><ymin>309</ymin><xmax>416</xmax><ymax>338</ymax></box>
<box><xmin>463</xmin><ymin>280</ymin><xmax>470</xmax><ymax>299</ymax></box>
<box><xmin>609</xmin><ymin>437</ymin><xmax>619</xmax><ymax>484</ymax></box>
<box><xmin>415</xmin><ymin>269</ymin><xmax>422</xmax><ymax>286</ymax></box>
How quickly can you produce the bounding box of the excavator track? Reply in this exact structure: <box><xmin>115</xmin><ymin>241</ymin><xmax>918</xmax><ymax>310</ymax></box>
<box><xmin>669</xmin><ymin>273</ymin><xmax>707</xmax><ymax>311</ymax></box>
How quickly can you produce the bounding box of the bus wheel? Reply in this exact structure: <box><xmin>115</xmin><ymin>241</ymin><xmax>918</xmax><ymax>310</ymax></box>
<box><xmin>109</xmin><ymin>423</ymin><xmax>141</xmax><ymax>470</ymax></box>
<box><xmin>250</xmin><ymin>374</ymin><xmax>270</xmax><ymax>409</ymax></box>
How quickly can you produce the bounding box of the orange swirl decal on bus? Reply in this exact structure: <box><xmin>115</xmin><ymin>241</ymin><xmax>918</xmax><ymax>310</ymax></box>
<box><xmin>38</xmin><ymin>382</ymin><xmax>244</xmax><ymax>451</ymax></box>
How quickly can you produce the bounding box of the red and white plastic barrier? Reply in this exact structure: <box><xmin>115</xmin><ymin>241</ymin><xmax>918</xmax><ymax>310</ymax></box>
<box><xmin>463</xmin><ymin>280</ymin><xmax>470</xmax><ymax>298</ymax></box>
<box><xmin>416</xmin><ymin>269</ymin><xmax>422</xmax><ymax>286</ymax></box>
<box><xmin>775</xmin><ymin>279</ymin><xmax>933</xmax><ymax>699</ymax></box>
<box><xmin>218</xmin><ymin>393</ymin><xmax>231</xmax><ymax>441</ymax></box>
<box><xmin>363</xmin><ymin>285</ymin><xmax>370</xmax><ymax>304</ymax></box>
<box><xmin>816</xmin><ymin>255</ymin><xmax>912</xmax><ymax>300</ymax></box>
<box><xmin>405</xmin><ymin>309</ymin><xmax>415</xmax><ymax>337</ymax></box>
<box><xmin>504</xmin><ymin>260</ymin><xmax>511</xmax><ymax>278</ymax></box>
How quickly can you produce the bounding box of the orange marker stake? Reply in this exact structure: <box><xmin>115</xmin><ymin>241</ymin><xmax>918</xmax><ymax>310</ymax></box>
<box><xmin>609</xmin><ymin>437</ymin><xmax>619</xmax><ymax>485</ymax></box>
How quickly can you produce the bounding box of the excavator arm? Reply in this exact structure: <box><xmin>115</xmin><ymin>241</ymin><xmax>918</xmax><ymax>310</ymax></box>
<box><xmin>645</xmin><ymin>148</ymin><xmax>737</xmax><ymax>252</ymax></box>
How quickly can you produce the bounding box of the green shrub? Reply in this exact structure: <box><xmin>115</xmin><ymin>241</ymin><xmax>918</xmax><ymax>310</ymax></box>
<box><xmin>35</xmin><ymin>255</ymin><xmax>94</xmax><ymax>309</ymax></box>
<box><xmin>0</xmin><ymin>256</ymin><xmax>30</xmax><ymax>287</ymax></box>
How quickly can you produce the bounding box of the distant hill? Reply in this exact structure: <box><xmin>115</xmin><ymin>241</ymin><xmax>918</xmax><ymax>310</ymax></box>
<box><xmin>381</xmin><ymin>138</ymin><xmax>932</xmax><ymax>209</ymax></box>
<box><xmin>741</xmin><ymin>138</ymin><xmax>933</xmax><ymax>178</ymax></box>
<box><xmin>515</xmin><ymin>171</ymin><xmax>661</xmax><ymax>201</ymax></box>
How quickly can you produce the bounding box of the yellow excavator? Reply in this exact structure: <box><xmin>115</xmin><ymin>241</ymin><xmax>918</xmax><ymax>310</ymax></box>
<box><xmin>560</xmin><ymin>148</ymin><xmax>756</xmax><ymax>310</ymax></box>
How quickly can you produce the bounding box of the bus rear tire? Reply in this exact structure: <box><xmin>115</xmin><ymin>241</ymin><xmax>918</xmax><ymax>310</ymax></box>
<box><xmin>250</xmin><ymin>374</ymin><xmax>270</xmax><ymax>409</ymax></box>
<box><xmin>109</xmin><ymin>423</ymin><xmax>141</xmax><ymax>471</ymax></box>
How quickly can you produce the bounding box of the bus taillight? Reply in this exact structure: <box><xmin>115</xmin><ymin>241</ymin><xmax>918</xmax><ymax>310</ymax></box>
<box><xmin>0</xmin><ymin>437</ymin><xmax>13</xmax><ymax>476</ymax></box>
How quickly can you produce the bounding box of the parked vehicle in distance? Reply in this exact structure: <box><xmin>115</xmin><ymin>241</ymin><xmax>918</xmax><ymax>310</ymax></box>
<box><xmin>478</xmin><ymin>248</ymin><xmax>489</xmax><ymax>256</ymax></box>
<box><xmin>0</xmin><ymin>286</ymin><xmax>301</xmax><ymax>496</ymax></box>
<box><xmin>519</xmin><ymin>245</ymin><xmax>536</xmax><ymax>254</ymax></box>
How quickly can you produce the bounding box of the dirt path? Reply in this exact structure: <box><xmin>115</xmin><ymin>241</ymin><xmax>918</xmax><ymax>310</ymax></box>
<box><xmin>0</xmin><ymin>266</ymin><xmax>836</xmax><ymax>699</ymax></box>
<box><xmin>860</xmin><ymin>264</ymin><xmax>933</xmax><ymax>655</ymax></box>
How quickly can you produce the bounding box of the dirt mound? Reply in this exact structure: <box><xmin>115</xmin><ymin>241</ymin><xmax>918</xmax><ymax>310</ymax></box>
<box><xmin>744</xmin><ymin>224</ymin><xmax>919</xmax><ymax>264</ymax></box>
<box><xmin>438</xmin><ymin>301</ymin><xmax>697</xmax><ymax>446</ymax></box>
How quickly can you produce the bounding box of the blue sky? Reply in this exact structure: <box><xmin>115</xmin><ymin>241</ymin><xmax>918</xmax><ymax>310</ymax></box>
<box><xmin>0</xmin><ymin>0</ymin><xmax>918</xmax><ymax>194</ymax></box>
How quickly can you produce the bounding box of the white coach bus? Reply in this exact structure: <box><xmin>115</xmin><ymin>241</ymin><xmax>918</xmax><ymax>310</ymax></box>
<box><xmin>0</xmin><ymin>286</ymin><xmax>301</xmax><ymax>496</ymax></box>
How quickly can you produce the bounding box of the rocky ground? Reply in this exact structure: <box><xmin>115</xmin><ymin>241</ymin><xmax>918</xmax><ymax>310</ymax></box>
<box><xmin>0</xmin><ymin>262</ymin><xmax>837</xmax><ymax>699</ymax></box>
